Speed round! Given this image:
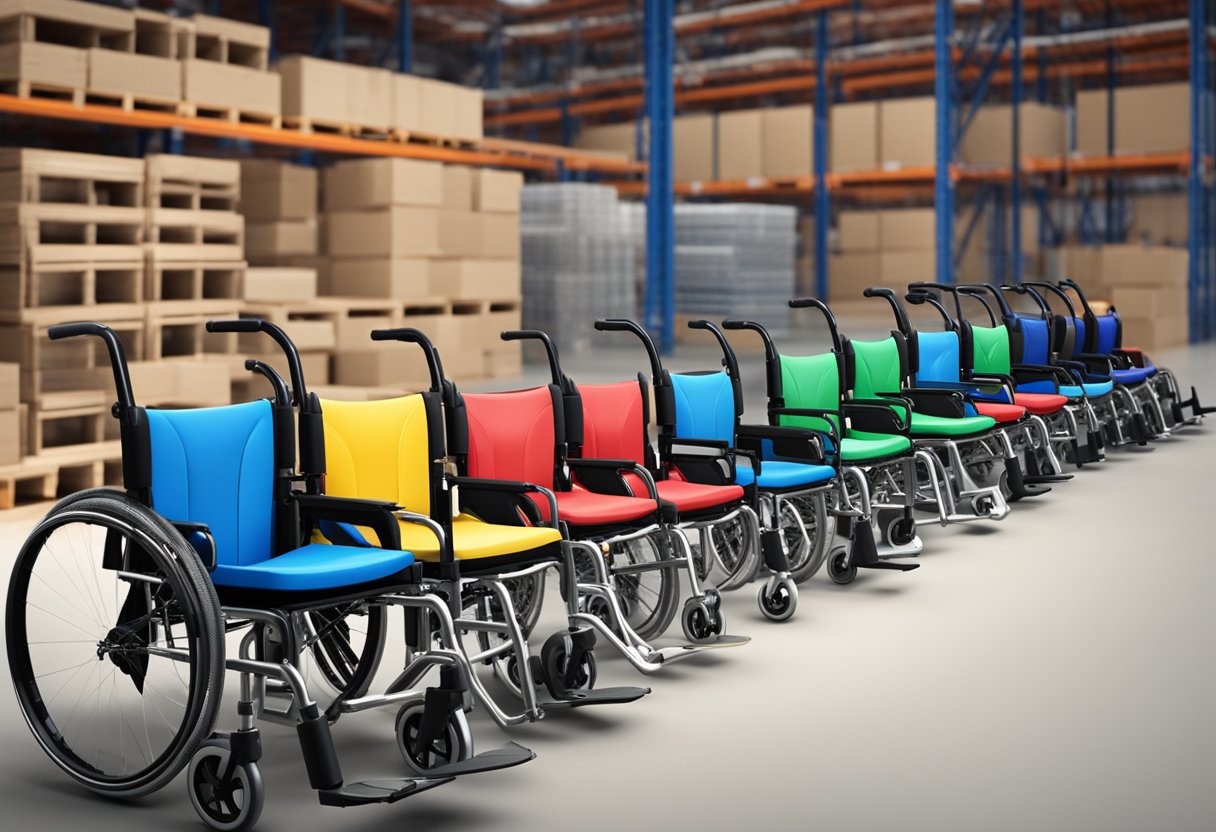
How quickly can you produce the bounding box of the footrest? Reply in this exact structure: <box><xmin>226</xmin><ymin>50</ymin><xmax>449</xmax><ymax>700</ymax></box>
<box><xmin>540</xmin><ymin>686</ymin><xmax>650</xmax><ymax>709</ymax></box>
<box><xmin>1024</xmin><ymin>473</ymin><xmax>1072</xmax><ymax>484</ymax></box>
<box><xmin>860</xmin><ymin>561</ymin><xmax>920</xmax><ymax>572</ymax></box>
<box><xmin>422</xmin><ymin>742</ymin><xmax>535</xmax><ymax>778</ymax></box>
<box><xmin>319</xmin><ymin>776</ymin><xmax>452</xmax><ymax>807</ymax></box>
<box><xmin>652</xmin><ymin>635</ymin><xmax>751</xmax><ymax>664</ymax></box>
<box><xmin>1016</xmin><ymin>483</ymin><xmax>1052</xmax><ymax>498</ymax></box>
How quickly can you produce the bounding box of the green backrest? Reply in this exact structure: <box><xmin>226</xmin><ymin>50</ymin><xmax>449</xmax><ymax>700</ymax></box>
<box><xmin>777</xmin><ymin>352</ymin><xmax>841</xmax><ymax>434</ymax></box>
<box><xmin>971</xmin><ymin>325</ymin><xmax>1012</xmax><ymax>375</ymax></box>
<box><xmin>849</xmin><ymin>337</ymin><xmax>904</xmax><ymax>399</ymax></box>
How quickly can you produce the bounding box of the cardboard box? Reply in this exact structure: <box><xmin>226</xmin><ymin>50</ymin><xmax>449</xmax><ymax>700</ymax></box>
<box><xmin>960</xmin><ymin>102</ymin><xmax>1066</xmax><ymax>165</ymax></box>
<box><xmin>240</xmin><ymin>160</ymin><xmax>317</xmax><ymax>222</ymax></box>
<box><xmin>673</xmin><ymin>113</ymin><xmax>715</xmax><ymax>182</ymax></box>
<box><xmin>241</xmin><ymin>318</ymin><xmax>333</xmax><ymax>352</ymax></box>
<box><xmin>332</xmin><ymin>349</ymin><xmax>433</xmax><ymax>390</ymax></box>
<box><xmin>716</xmin><ymin>109</ymin><xmax>764</xmax><ymax>180</ymax></box>
<box><xmin>837</xmin><ymin>211</ymin><xmax>880</xmax><ymax>252</ymax></box>
<box><xmin>0</xmin><ymin>42</ymin><xmax>87</xmax><ymax>92</ymax></box>
<box><xmin>485</xmin><ymin>343</ymin><xmax>523</xmax><ymax>378</ymax></box>
<box><xmin>0</xmin><ymin>362</ymin><xmax>17</xmax><ymax>410</ymax></box>
<box><xmin>1044</xmin><ymin>245</ymin><xmax>1103</xmax><ymax>293</ymax></box>
<box><xmin>879</xmin><ymin>97</ymin><xmax>935</xmax><ymax>168</ymax></box>
<box><xmin>827</xmin><ymin>252</ymin><xmax>881</xmax><ymax>301</ymax></box>
<box><xmin>1110</xmin><ymin>285</ymin><xmax>1187</xmax><ymax>319</ymax></box>
<box><xmin>437</xmin><ymin>210</ymin><xmax>484</xmax><ymax>258</ymax></box>
<box><xmin>442</xmin><ymin>166</ymin><xmax>473</xmax><ymax>210</ymax></box>
<box><xmin>452</xmin><ymin>84</ymin><xmax>484</xmax><ymax>143</ymax></box>
<box><xmin>471</xmin><ymin>169</ymin><xmax>523</xmax><ymax>213</ymax></box>
<box><xmin>392</xmin><ymin>74</ymin><xmax>422</xmax><ymax>133</ymax></box>
<box><xmin>328</xmin><ymin>258</ymin><xmax>430</xmax><ymax>299</ymax></box>
<box><xmin>418</xmin><ymin>78</ymin><xmax>458</xmax><ymax>137</ymax></box>
<box><xmin>182</xmin><ymin>59</ymin><xmax>280</xmax><ymax>116</ymax></box>
<box><xmin>191</xmin><ymin>13</ymin><xmax>270</xmax><ymax>67</ymax></box>
<box><xmin>1129</xmin><ymin>192</ymin><xmax>1188</xmax><ymax>246</ymax></box>
<box><xmin>879</xmin><ymin>209</ymin><xmax>935</xmax><ymax>251</ymax></box>
<box><xmin>1098</xmin><ymin>244</ymin><xmax>1189</xmax><ymax>289</ymax></box>
<box><xmin>277</xmin><ymin>55</ymin><xmax>346</xmax><ymax>125</ymax></box>
<box><xmin>324</xmin><ymin>157</ymin><xmax>443</xmax><ymax>210</ymax></box>
<box><xmin>326</xmin><ymin>207</ymin><xmax>440</xmax><ymax>258</ymax></box>
<box><xmin>1074</xmin><ymin>89</ymin><xmax>1109</xmax><ymax>156</ymax></box>
<box><xmin>332</xmin><ymin>309</ymin><xmax>397</xmax><ymax>352</ymax></box>
<box><xmin>88</xmin><ymin>49</ymin><xmax>180</xmax><ymax>101</ymax></box>
<box><xmin>242</xmin><ymin>267</ymin><xmax>317</xmax><ymax>301</ymax></box>
<box><xmin>430</xmin><ymin>259</ymin><xmax>521</xmax><ymax>301</ymax></box>
<box><xmin>484</xmin><ymin>304</ymin><xmax>523</xmax><ymax>351</ymax></box>
<box><xmin>344</xmin><ymin>65</ymin><xmax>393</xmax><ymax>131</ymax></box>
<box><xmin>831</xmin><ymin>101</ymin><xmax>878</xmax><ymax>173</ymax></box>
<box><xmin>762</xmin><ymin>105</ymin><xmax>813</xmax><ymax>179</ymax></box>
<box><xmin>481</xmin><ymin>213</ymin><xmax>521</xmax><ymax>260</ymax></box>
<box><xmin>0</xmin><ymin>408</ymin><xmax>20</xmax><ymax>466</ymax></box>
<box><xmin>245</xmin><ymin>221</ymin><xmax>317</xmax><ymax>259</ymax></box>
<box><xmin>574</xmin><ymin>121</ymin><xmax>643</xmax><ymax>162</ymax></box>
<box><xmin>1120</xmin><ymin>314</ymin><xmax>1189</xmax><ymax>351</ymax></box>
<box><xmin>879</xmin><ymin>250</ymin><xmax>937</xmax><ymax>285</ymax></box>
<box><xmin>1115</xmin><ymin>82</ymin><xmax>1190</xmax><ymax>155</ymax></box>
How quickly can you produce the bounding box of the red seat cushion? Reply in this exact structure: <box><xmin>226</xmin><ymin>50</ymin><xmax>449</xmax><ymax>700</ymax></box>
<box><xmin>531</xmin><ymin>486</ymin><xmax>658</xmax><ymax>526</ymax></box>
<box><xmin>973</xmin><ymin>401</ymin><xmax>1026</xmax><ymax>423</ymax></box>
<box><xmin>653</xmin><ymin>478</ymin><xmax>743</xmax><ymax>513</ymax></box>
<box><xmin>1012</xmin><ymin>392</ymin><xmax>1068</xmax><ymax>415</ymax></box>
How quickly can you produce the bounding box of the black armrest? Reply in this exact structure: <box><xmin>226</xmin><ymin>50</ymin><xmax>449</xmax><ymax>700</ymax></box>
<box><xmin>1053</xmin><ymin>359</ymin><xmax>1093</xmax><ymax>384</ymax></box>
<box><xmin>852</xmin><ymin>395</ymin><xmax>914</xmax><ymax>423</ymax></box>
<box><xmin>736</xmin><ymin>423</ymin><xmax>829</xmax><ymax>465</ymax></box>
<box><xmin>963</xmin><ymin>372</ymin><xmax>1019</xmax><ymax>403</ymax></box>
<box><xmin>449</xmin><ymin>476</ymin><xmax>558</xmax><ymax>529</ymax></box>
<box><xmin>842</xmin><ymin>402</ymin><xmax>910</xmax><ymax>436</ymax></box>
<box><xmin>1071</xmin><ymin>353</ymin><xmax>1116</xmax><ymax>376</ymax></box>
<box><xmin>880</xmin><ymin>389</ymin><xmax>964</xmax><ymax>419</ymax></box>
<box><xmin>171</xmin><ymin>521</ymin><xmax>216</xmax><ymax>571</ymax></box>
<box><xmin>1011</xmin><ymin>363</ymin><xmax>1071</xmax><ymax>388</ymax></box>
<box><xmin>566</xmin><ymin>458</ymin><xmax>658</xmax><ymax>500</ymax></box>
<box><xmin>915</xmin><ymin>379</ymin><xmax>984</xmax><ymax>393</ymax></box>
<box><xmin>292</xmin><ymin>493</ymin><xmax>402</xmax><ymax>551</ymax></box>
<box><xmin>767</xmin><ymin>407</ymin><xmax>842</xmax><ymax>445</ymax></box>
<box><xmin>666</xmin><ymin>437</ymin><xmax>730</xmax><ymax>451</ymax></box>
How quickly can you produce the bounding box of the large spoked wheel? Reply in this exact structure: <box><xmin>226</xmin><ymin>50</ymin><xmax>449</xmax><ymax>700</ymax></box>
<box><xmin>6</xmin><ymin>488</ymin><xmax>224</xmax><ymax>799</ymax></box>
<box><xmin>294</xmin><ymin>602</ymin><xmax>387</xmax><ymax>718</ymax></box>
<box><xmin>703</xmin><ymin>515</ymin><xmax>761</xmax><ymax>591</ymax></box>
<box><xmin>395</xmin><ymin>701</ymin><xmax>472</xmax><ymax>775</ymax></box>
<box><xmin>784</xmin><ymin>495</ymin><xmax>829</xmax><ymax>584</ymax></box>
<box><xmin>588</xmin><ymin>537</ymin><xmax>678</xmax><ymax>642</ymax></box>
<box><xmin>187</xmin><ymin>739</ymin><xmax>264</xmax><ymax>832</ymax></box>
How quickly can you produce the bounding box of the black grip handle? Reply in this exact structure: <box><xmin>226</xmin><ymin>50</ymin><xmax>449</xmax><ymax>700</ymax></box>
<box><xmin>370</xmin><ymin>328</ymin><xmax>446</xmax><ymax>393</ymax></box>
<box><xmin>787</xmin><ymin>297</ymin><xmax>843</xmax><ymax>352</ymax></box>
<box><xmin>48</xmin><ymin>321</ymin><xmax>135</xmax><ymax>410</ymax></box>
<box><xmin>720</xmin><ymin>319</ymin><xmax>747</xmax><ymax>330</ymax></box>
<box><xmin>209</xmin><ymin>318</ymin><xmax>308</xmax><ymax>405</ymax></box>
<box><xmin>862</xmin><ymin>287</ymin><xmax>895</xmax><ymax>299</ymax></box>
<box><xmin>502</xmin><ymin>329</ymin><xmax>563</xmax><ymax>387</ymax></box>
<box><xmin>205</xmin><ymin>319</ymin><xmax>262</xmax><ymax>334</ymax></box>
<box><xmin>593</xmin><ymin>318</ymin><xmax>664</xmax><ymax>381</ymax></box>
<box><xmin>244</xmin><ymin>360</ymin><xmax>290</xmax><ymax>407</ymax></box>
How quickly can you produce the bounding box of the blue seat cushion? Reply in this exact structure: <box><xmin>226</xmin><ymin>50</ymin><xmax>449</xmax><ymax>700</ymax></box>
<box><xmin>736</xmin><ymin>460</ymin><xmax>836</xmax><ymax>489</ymax></box>
<box><xmin>1110</xmin><ymin>366</ymin><xmax>1155</xmax><ymax>385</ymax></box>
<box><xmin>1021</xmin><ymin>380</ymin><xmax>1113</xmax><ymax>399</ymax></box>
<box><xmin>211</xmin><ymin>543</ymin><xmax>414</xmax><ymax>591</ymax></box>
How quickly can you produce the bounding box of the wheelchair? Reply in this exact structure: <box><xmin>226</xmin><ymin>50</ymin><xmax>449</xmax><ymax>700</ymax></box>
<box><xmin>1058</xmin><ymin>279</ymin><xmax>1215</xmax><ymax>434</ymax></box>
<box><xmin>891</xmin><ymin>284</ymin><xmax>1075</xmax><ymax>499</ymax></box>
<box><xmin>226</xmin><ymin>321</ymin><xmax>648</xmax><ymax>733</ymax></box>
<box><xmin>591</xmin><ymin>318</ymin><xmax>796</xmax><ymax>620</ymax></box>
<box><xmin>440</xmin><ymin>329</ymin><xmax>749</xmax><ymax>672</ymax></box>
<box><xmin>6</xmin><ymin>322</ymin><xmax>534</xmax><ymax>832</ymax></box>
<box><xmin>841</xmin><ymin>294</ymin><xmax>1011</xmax><ymax>525</ymax></box>
<box><xmin>717</xmin><ymin>300</ymin><xmax>922</xmax><ymax>585</ymax></box>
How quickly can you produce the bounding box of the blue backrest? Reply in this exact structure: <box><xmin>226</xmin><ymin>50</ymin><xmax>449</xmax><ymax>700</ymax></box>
<box><xmin>1016</xmin><ymin>315</ymin><xmax>1050</xmax><ymax>364</ymax></box>
<box><xmin>147</xmin><ymin>399</ymin><xmax>276</xmax><ymax>567</ymax></box>
<box><xmin>915</xmin><ymin>330</ymin><xmax>961</xmax><ymax>385</ymax></box>
<box><xmin>670</xmin><ymin>371</ymin><xmax>736</xmax><ymax>444</ymax></box>
<box><xmin>1094</xmin><ymin>314</ymin><xmax>1119</xmax><ymax>355</ymax></box>
<box><xmin>1073</xmin><ymin>317</ymin><xmax>1087</xmax><ymax>352</ymax></box>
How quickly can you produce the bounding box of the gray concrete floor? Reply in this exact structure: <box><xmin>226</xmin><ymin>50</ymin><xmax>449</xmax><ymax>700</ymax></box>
<box><xmin>2</xmin><ymin>311</ymin><xmax>1214</xmax><ymax>832</ymax></box>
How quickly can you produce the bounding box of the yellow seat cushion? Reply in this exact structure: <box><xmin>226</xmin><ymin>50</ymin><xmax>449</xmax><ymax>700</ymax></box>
<box><xmin>400</xmin><ymin>514</ymin><xmax>561</xmax><ymax>561</ymax></box>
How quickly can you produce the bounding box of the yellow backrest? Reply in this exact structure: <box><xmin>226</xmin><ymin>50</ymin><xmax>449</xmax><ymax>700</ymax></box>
<box><xmin>320</xmin><ymin>395</ymin><xmax>432</xmax><ymax>514</ymax></box>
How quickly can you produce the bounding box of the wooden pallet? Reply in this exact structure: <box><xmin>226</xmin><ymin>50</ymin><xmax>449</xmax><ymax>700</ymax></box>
<box><xmin>189</xmin><ymin>14</ymin><xmax>270</xmax><ymax>71</ymax></box>
<box><xmin>26</xmin><ymin>388</ymin><xmax>112</xmax><ymax>457</ymax></box>
<box><xmin>0</xmin><ymin>317</ymin><xmax>145</xmax><ymax>402</ymax></box>
<box><xmin>83</xmin><ymin>88</ymin><xmax>179</xmax><ymax>114</ymax></box>
<box><xmin>0</xmin><ymin>203</ymin><xmax>145</xmax><ymax>264</ymax></box>
<box><xmin>0</xmin><ymin>440</ymin><xmax>124</xmax><ymax>510</ymax></box>
<box><xmin>243</xmin><ymin>297</ymin><xmax>406</xmax><ymax>353</ymax></box>
<box><xmin>0</xmin><ymin>147</ymin><xmax>144</xmax><ymax>207</ymax></box>
<box><xmin>0</xmin><ymin>79</ymin><xmax>83</xmax><ymax>106</ymax></box>
<box><xmin>177</xmin><ymin>101</ymin><xmax>281</xmax><ymax>129</ymax></box>
<box><xmin>144</xmin><ymin>301</ymin><xmax>239</xmax><ymax>360</ymax></box>
<box><xmin>390</xmin><ymin>129</ymin><xmax>478</xmax><ymax>149</ymax></box>
<box><xmin>145</xmin><ymin>257</ymin><xmax>244</xmax><ymax>304</ymax></box>
<box><xmin>0</xmin><ymin>259</ymin><xmax>144</xmax><ymax>322</ymax></box>
<box><xmin>145</xmin><ymin>210</ymin><xmax>244</xmax><ymax>262</ymax></box>
<box><xmin>0</xmin><ymin>1</ymin><xmax>134</xmax><ymax>51</ymax></box>
<box><xmin>282</xmin><ymin>116</ymin><xmax>392</xmax><ymax>141</ymax></box>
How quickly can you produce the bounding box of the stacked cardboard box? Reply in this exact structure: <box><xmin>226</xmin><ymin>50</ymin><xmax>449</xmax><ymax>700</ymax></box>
<box><xmin>829</xmin><ymin>210</ymin><xmax>880</xmax><ymax>301</ymax></box>
<box><xmin>1128</xmin><ymin>192</ymin><xmax>1188</xmax><ymax>246</ymax></box>
<box><xmin>0</xmin><ymin>362</ymin><xmax>20</xmax><ymax>466</ymax></box>
<box><xmin>960</xmin><ymin>103</ymin><xmax>1066</xmax><ymax>166</ymax></box>
<box><xmin>879</xmin><ymin>97</ymin><xmax>936</xmax><ymax>169</ymax></box>
<box><xmin>240</xmin><ymin>159</ymin><xmax>320</xmax><ymax>273</ymax></box>
<box><xmin>180</xmin><ymin>13</ymin><xmax>279</xmax><ymax>123</ymax></box>
<box><xmin>1075</xmin><ymin>82</ymin><xmax>1203</xmax><ymax>157</ymax></box>
<box><xmin>830</xmin><ymin>101</ymin><xmax>879</xmax><ymax>173</ymax></box>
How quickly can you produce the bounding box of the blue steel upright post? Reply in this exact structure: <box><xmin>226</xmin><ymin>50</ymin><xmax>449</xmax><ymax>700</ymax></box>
<box><xmin>1009</xmin><ymin>0</ymin><xmax>1023</xmax><ymax>285</ymax></box>
<box><xmin>643</xmin><ymin>0</ymin><xmax>675</xmax><ymax>352</ymax></box>
<box><xmin>813</xmin><ymin>9</ymin><xmax>830</xmax><ymax>299</ymax></box>
<box><xmin>934</xmin><ymin>0</ymin><xmax>955</xmax><ymax>283</ymax></box>
<box><xmin>1188</xmin><ymin>0</ymin><xmax>1211</xmax><ymax>341</ymax></box>
<box><xmin>397</xmin><ymin>0</ymin><xmax>413</xmax><ymax>72</ymax></box>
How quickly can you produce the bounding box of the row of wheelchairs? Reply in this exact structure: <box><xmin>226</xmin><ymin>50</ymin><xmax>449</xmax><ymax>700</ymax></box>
<box><xmin>5</xmin><ymin>277</ymin><xmax>1209</xmax><ymax>830</ymax></box>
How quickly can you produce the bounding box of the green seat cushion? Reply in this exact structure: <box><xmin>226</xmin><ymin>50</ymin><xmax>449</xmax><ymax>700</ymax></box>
<box><xmin>908</xmin><ymin>411</ymin><xmax>995</xmax><ymax>438</ymax></box>
<box><xmin>841</xmin><ymin>431</ymin><xmax>912</xmax><ymax>462</ymax></box>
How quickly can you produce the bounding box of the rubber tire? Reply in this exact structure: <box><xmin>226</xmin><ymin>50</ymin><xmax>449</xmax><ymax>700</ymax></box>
<box><xmin>603</xmin><ymin>536</ymin><xmax>679</xmax><ymax>642</ymax></box>
<box><xmin>6</xmin><ymin>487</ymin><xmax>224</xmax><ymax>800</ymax></box>
<box><xmin>757</xmin><ymin>578</ymin><xmax>798</xmax><ymax>622</ymax></box>
<box><xmin>826</xmin><ymin>546</ymin><xmax>857</xmax><ymax>585</ymax></box>
<box><xmin>680</xmin><ymin>600</ymin><xmax>725</xmax><ymax>644</ymax></box>
<box><xmin>395</xmin><ymin>701</ymin><xmax>472</xmax><ymax>776</ymax></box>
<box><xmin>187</xmin><ymin>741</ymin><xmax>264</xmax><ymax>832</ymax></box>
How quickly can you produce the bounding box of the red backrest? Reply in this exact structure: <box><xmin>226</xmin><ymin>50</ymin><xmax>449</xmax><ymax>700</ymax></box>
<box><xmin>462</xmin><ymin>386</ymin><xmax>557</xmax><ymax>489</ymax></box>
<box><xmin>578</xmin><ymin>380</ymin><xmax>646</xmax><ymax>465</ymax></box>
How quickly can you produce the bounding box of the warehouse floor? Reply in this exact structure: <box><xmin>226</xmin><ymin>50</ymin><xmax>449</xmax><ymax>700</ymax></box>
<box><xmin>1</xmin><ymin>315</ymin><xmax>1214</xmax><ymax>832</ymax></box>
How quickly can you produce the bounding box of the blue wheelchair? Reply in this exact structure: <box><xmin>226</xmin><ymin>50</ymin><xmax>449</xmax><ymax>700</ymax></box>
<box><xmin>5</xmin><ymin>322</ymin><xmax>532</xmax><ymax>831</ymax></box>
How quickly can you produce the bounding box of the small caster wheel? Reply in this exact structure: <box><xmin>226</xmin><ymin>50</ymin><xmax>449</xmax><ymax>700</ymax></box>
<box><xmin>826</xmin><ymin>546</ymin><xmax>857</xmax><ymax>585</ymax></box>
<box><xmin>541</xmin><ymin>632</ymin><xmax>597</xmax><ymax>693</ymax></box>
<box><xmin>395</xmin><ymin>701</ymin><xmax>472</xmax><ymax>775</ymax></box>
<box><xmin>971</xmin><ymin>495</ymin><xmax>994</xmax><ymax>516</ymax></box>
<box><xmin>585</xmin><ymin>594</ymin><xmax>613</xmax><ymax>624</ymax></box>
<box><xmin>188</xmin><ymin>741</ymin><xmax>265</xmax><ymax>832</ymax></box>
<box><xmin>681</xmin><ymin>599</ymin><xmax>725</xmax><ymax>643</ymax></box>
<box><xmin>878</xmin><ymin>509</ymin><xmax>916</xmax><ymax>547</ymax></box>
<box><xmin>758</xmin><ymin>577</ymin><xmax>798</xmax><ymax>622</ymax></box>
<box><xmin>492</xmin><ymin>654</ymin><xmax>525</xmax><ymax>697</ymax></box>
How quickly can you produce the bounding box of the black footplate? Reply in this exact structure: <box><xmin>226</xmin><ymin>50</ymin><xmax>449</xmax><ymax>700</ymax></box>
<box><xmin>1024</xmin><ymin>473</ymin><xmax>1072</xmax><ymax>484</ymax></box>
<box><xmin>423</xmin><ymin>742</ymin><xmax>536</xmax><ymax>777</ymax></box>
<box><xmin>862</xmin><ymin>561</ymin><xmax>920</xmax><ymax>572</ymax></box>
<box><xmin>541</xmin><ymin>686</ymin><xmax>650</xmax><ymax>709</ymax></box>
<box><xmin>319</xmin><ymin>776</ymin><xmax>452</xmax><ymax>807</ymax></box>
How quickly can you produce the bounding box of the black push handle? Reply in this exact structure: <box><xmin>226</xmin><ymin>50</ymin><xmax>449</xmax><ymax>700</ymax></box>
<box><xmin>956</xmin><ymin>286</ymin><xmax>999</xmax><ymax>326</ymax></box>
<box><xmin>788</xmin><ymin>297</ymin><xmax>843</xmax><ymax>352</ymax></box>
<box><xmin>1058</xmin><ymin>279</ymin><xmax>1096</xmax><ymax>318</ymax></box>
<box><xmin>244</xmin><ymin>359</ymin><xmax>291</xmax><ymax>408</ymax></box>
<box><xmin>862</xmin><ymin>287</ymin><xmax>914</xmax><ymax>337</ymax></box>
<box><xmin>208</xmin><ymin>318</ymin><xmax>307</xmax><ymax>406</ymax></box>
<box><xmin>595</xmin><ymin>318</ymin><xmax>664</xmax><ymax>380</ymax></box>
<box><xmin>1024</xmin><ymin>281</ymin><xmax>1077</xmax><ymax>317</ymax></box>
<box><xmin>907</xmin><ymin>281</ymin><xmax>964</xmax><ymax>321</ymax></box>
<box><xmin>958</xmin><ymin>282</ymin><xmax>1014</xmax><ymax>318</ymax></box>
<box><xmin>905</xmin><ymin>291</ymin><xmax>957</xmax><ymax>330</ymax></box>
<box><xmin>721</xmin><ymin>319</ymin><xmax>777</xmax><ymax>360</ymax></box>
<box><xmin>1002</xmin><ymin>283</ymin><xmax>1052</xmax><ymax>318</ymax></box>
<box><xmin>502</xmin><ymin>329</ymin><xmax>563</xmax><ymax>387</ymax></box>
<box><xmin>49</xmin><ymin>322</ymin><xmax>136</xmax><ymax>412</ymax></box>
<box><xmin>371</xmin><ymin>327</ymin><xmax>446</xmax><ymax>393</ymax></box>
<box><xmin>688</xmin><ymin>319</ymin><xmax>741</xmax><ymax>380</ymax></box>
